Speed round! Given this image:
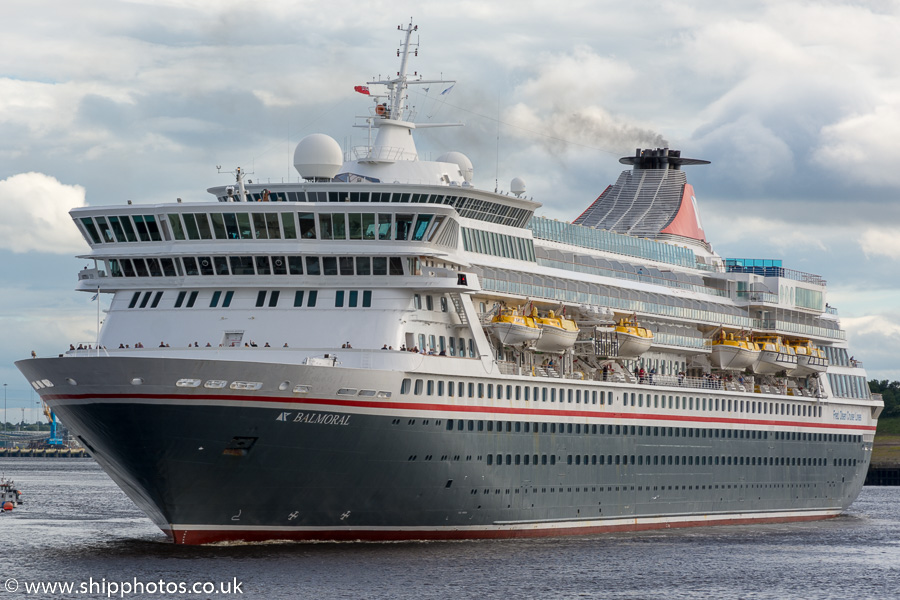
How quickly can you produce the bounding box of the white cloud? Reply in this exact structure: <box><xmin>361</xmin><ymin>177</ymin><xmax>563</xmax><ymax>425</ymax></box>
<box><xmin>815</xmin><ymin>103</ymin><xmax>900</xmax><ymax>187</ymax></box>
<box><xmin>842</xmin><ymin>313</ymin><xmax>900</xmax><ymax>381</ymax></box>
<box><xmin>860</xmin><ymin>227</ymin><xmax>900</xmax><ymax>260</ymax></box>
<box><xmin>0</xmin><ymin>173</ymin><xmax>90</xmax><ymax>253</ymax></box>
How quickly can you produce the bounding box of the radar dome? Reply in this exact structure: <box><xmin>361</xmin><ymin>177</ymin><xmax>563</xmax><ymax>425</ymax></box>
<box><xmin>293</xmin><ymin>134</ymin><xmax>343</xmax><ymax>180</ymax></box>
<box><xmin>510</xmin><ymin>177</ymin><xmax>526</xmax><ymax>197</ymax></box>
<box><xmin>437</xmin><ymin>151</ymin><xmax>474</xmax><ymax>184</ymax></box>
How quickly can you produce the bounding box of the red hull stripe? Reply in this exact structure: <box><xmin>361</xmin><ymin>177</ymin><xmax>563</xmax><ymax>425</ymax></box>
<box><xmin>43</xmin><ymin>392</ymin><xmax>876</xmax><ymax>432</ymax></box>
<box><xmin>167</xmin><ymin>513</ymin><xmax>837</xmax><ymax>545</ymax></box>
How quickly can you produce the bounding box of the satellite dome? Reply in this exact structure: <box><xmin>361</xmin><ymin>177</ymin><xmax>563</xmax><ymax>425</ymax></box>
<box><xmin>436</xmin><ymin>151</ymin><xmax>474</xmax><ymax>184</ymax></box>
<box><xmin>510</xmin><ymin>177</ymin><xmax>526</xmax><ymax>197</ymax></box>
<box><xmin>293</xmin><ymin>134</ymin><xmax>343</xmax><ymax>180</ymax></box>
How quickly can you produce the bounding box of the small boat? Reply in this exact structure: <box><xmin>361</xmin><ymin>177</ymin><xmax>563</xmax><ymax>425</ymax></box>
<box><xmin>533</xmin><ymin>309</ymin><xmax>579</xmax><ymax>352</ymax></box>
<box><xmin>710</xmin><ymin>331</ymin><xmax>759</xmax><ymax>370</ymax></box>
<box><xmin>789</xmin><ymin>339</ymin><xmax>828</xmax><ymax>375</ymax></box>
<box><xmin>1</xmin><ymin>478</ymin><xmax>22</xmax><ymax>511</ymax></box>
<box><xmin>612</xmin><ymin>317</ymin><xmax>653</xmax><ymax>357</ymax></box>
<box><xmin>489</xmin><ymin>307</ymin><xmax>542</xmax><ymax>346</ymax></box>
<box><xmin>752</xmin><ymin>335</ymin><xmax>798</xmax><ymax>374</ymax></box>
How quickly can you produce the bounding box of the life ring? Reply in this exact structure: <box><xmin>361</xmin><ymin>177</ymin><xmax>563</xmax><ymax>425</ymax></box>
<box><xmin>376</xmin><ymin>105</ymin><xmax>386</xmax><ymax>116</ymax></box>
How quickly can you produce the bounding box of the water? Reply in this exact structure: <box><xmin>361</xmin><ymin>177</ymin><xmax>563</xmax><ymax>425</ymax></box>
<box><xmin>0</xmin><ymin>459</ymin><xmax>897</xmax><ymax>599</ymax></box>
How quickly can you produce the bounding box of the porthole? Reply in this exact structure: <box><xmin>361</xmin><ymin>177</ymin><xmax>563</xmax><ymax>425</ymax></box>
<box><xmin>66</xmin><ymin>378</ymin><xmax>77</xmax><ymax>386</ymax></box>
<box><xmin>278</xmin><ymin>381</ymin><xmax>291</xmax><ymax>391</ymax></box>
<box><xmin>204</xmin><ymin>380</ymin><xmax>227</xmax><ymax>389</ymax></box>
<box><xmin>176</xmin><ymin>378</ymin><xmax>202</xmax><ymax>388</ymax></box>
<box><xmin>293</xmin><ymin>385</ymin><xmax>311</xmax><ymax>394</ymax></box>
<box><xmin>131</xmin><ymin>378</ymin><xmax>144</xmax><ymax>385</ymax></box>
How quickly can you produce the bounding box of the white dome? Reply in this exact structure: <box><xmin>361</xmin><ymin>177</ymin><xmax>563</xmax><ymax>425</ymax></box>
<box><xmin>293</xmin><ymin>134</ymin><xmax>343</xmax><ymax>180</ymax></box>
<box><xmin>510</xmin><ymin>177</ymin><xmax>526</xmax><ymax>197</ymax></box>
<box><xmin>436</xmin><ymin>151</ymin><xmax>474</xmax><ymax>184</ymax></box>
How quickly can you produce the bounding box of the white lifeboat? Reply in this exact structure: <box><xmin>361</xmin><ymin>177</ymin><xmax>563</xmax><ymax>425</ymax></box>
<box><xmin>709</xmin><ymin>331</ymin><xmax>759</xmax><ymax>371</ymax></box>
<box><xmin>489</xmin><ymin>307</ymin><xmax>542</xmax><ymax>346</ymax></box>
<box><xmin>532</xmin><ymin>309</ymin><xmax>579</xmax><ymax>353</ymax></box>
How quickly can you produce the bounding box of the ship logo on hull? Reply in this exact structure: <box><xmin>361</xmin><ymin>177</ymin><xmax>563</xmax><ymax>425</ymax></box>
<box><xmin>276</xmin><ymin>411</ymin><xmax>352</xmax><ymax>426</ymax></box>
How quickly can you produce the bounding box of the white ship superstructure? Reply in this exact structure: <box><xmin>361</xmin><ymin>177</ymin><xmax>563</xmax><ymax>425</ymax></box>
<box><xmin>17</xmin><ymin>22</ymin><xmax>880</xmax><ymax>545</ymax></box>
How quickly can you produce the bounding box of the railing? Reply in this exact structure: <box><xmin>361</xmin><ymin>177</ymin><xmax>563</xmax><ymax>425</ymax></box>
<box><xmin>726</xmin><ymin>261</ymin><xmax>826</xmax><ymax>287</ymax></box>
<box><xmin>480</xmin><ymin>278</ymin><xmax>846</xmax><ymax>340</ymax></box>
<box><xmin>735</xmin><ymin>291</ymin><xmax>778</xmax><ymax>304</ymax></box>
<box><xmin>347</xmin><ymin>145</ymin><xmax>414</xmax><ymax>162</ymax></box>
<box><xmin>536</xmin><ymin>257</ymin><xmax>729</xmax><ymax>298</ymax></box>
<box><xmin>528</xmin><ymin>217</ymin><xmax>698</xmax><ymax>269</ymax></box>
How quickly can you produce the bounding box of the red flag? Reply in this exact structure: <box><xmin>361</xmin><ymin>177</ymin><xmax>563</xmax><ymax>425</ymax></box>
<box><xmin>354</xmin><ymin>85</ymin><xmax>370</xmax><ymax>95</ymax></box>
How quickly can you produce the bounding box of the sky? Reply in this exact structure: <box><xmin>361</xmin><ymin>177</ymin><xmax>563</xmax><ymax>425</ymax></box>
<box><xmin>1</xmin><ymin>0</ymin><xmax>899</xmax><ymax>420</ymax></box>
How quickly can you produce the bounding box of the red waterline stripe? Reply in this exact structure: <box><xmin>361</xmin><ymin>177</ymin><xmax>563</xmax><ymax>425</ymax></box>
<box><xmin>43</xmin><ymin>392</ymin><xmax>877</xmax><ymax>432</ymax></box>
<box><xmin>167</xmin><ymin>513</ymin><xmax>837</xmax><ymax>545</ymax></box>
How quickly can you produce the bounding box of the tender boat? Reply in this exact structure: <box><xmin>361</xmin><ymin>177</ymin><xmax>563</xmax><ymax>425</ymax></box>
<box><xmin>790</xmin><ymin>339</ymin><xmax>829</xmax><ymax>375</ymax></box>
<box><xmin>489</xmin><ymin>306</ymin><xmax>542</xmax><ymax>346</ymax></box>
<box><xmin>709</xmin><ymin>331</ymin><xmax>759</xmax><ymax>370</ymax></box>
<box><xmin>753</xmin><ymin>335</ymin><xmax>798</xmax><ymax>374</ymax></box>
<box><xmin>611</xmin><ymin>317</ymin><xmax>653</xmax><ymax>358</ymax></box>
<box><xmin>532</xmin><ymin>309</ymin><xmax>579</xmax><ymax>352</ymax></box>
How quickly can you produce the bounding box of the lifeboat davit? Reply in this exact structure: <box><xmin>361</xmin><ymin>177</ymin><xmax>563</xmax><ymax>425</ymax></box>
<box><xmin>789</xmin><ymin>339</ymin><xmax>828</xmax><ymax>375</ymax></box>
<box><xmin>612</xmin><ymin>317</ymin><xmax>653</xmax><ymax>358</ymax></box>
<box><xmin>709</xmin><ymin>331</ymin><xmax>759</xmax><ymax>370</ymax></box>
<box><xmin>752</xmin><ymin>335</ymin><xmax>798</xmax><ymax>374</ymax></box>
<box><xmin>489</xmin><ymin>307</ymin><xmax>542</xmax><ymax>346</ymax></box>
<box><xmin>532</xmin><ymin>309</ymin><xmax>579</xmax><ymax>353</ymax></box>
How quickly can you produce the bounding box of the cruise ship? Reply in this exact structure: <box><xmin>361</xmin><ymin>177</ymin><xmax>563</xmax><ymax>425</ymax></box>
<box><xmin>16</xmin><ymin>22</ymin><xmax>881</xmax><ymax>545</ymax></box>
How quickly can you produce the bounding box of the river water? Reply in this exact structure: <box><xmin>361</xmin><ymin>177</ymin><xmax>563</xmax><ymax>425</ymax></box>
<box><xmin>0</xmin><ymin>459</ymin><xmax>897</xmax><ymax>599</ymax></box>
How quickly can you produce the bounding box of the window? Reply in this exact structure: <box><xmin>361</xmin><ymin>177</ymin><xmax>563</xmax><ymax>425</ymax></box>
<box><xmin>222</xmin><ymin>291</ymin><xmax>234</xmax><ymax>307</ymax></box>
<box><xmin>210</xmin><ymin>291</ymin><xmax>222</xmax><ymax>307</ymax></box>
<box><xmin>174</xmin><ymin>291</ymin><xmax>186</xmax><ymax>308</ymax></box>
<box><xmin>335</xmin><ymin>291</ymin><xmax>345</xmax><ymax>307</ymax></box>
<box><xmin>294</xmin><ymin>291</ymin><xmax>305</xmax><ymax>307</ymax></box>
<box><xmin>362</xmin><ymin>290</ymin><xmax>372</xmax><ymax>307</ymax></box>
<box><xmin>256</xmin><ymin>291</ymin><xmax>266</xmax><ymax>307</ymax></box>
<box><xmin>186</xmin><ymin>291</ymin><xmax>198</xmax><ymax>307</ymax></box>
<box><xmin>305</xmin><ymin>256</ymin><xmax>321</xmax><ymax>275</ymax></box>
<box><xmin>307</xmin><ymin>290</ymin><xmax>317</xmax><ymax>307</ymax></box>
<box><xmin>348</xmin><ymin>290</ymin><xmax>358</xmax><ymax>307</ymax></box>
<box><xmin>268</xmin><ymin>290</ymin><xmax>279</xmax><ymax>307</ymax></box>
<box><xmin>298</xmin><ymin>213</ymin><xmax>316</xmax><ymax>238</ymax></box>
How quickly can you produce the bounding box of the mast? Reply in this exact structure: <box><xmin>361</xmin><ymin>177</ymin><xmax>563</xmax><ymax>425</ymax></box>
<box><xmin>391</xmin><ymin>20</ymin><xmax>417</xmax><ymax>119</ymax></box>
